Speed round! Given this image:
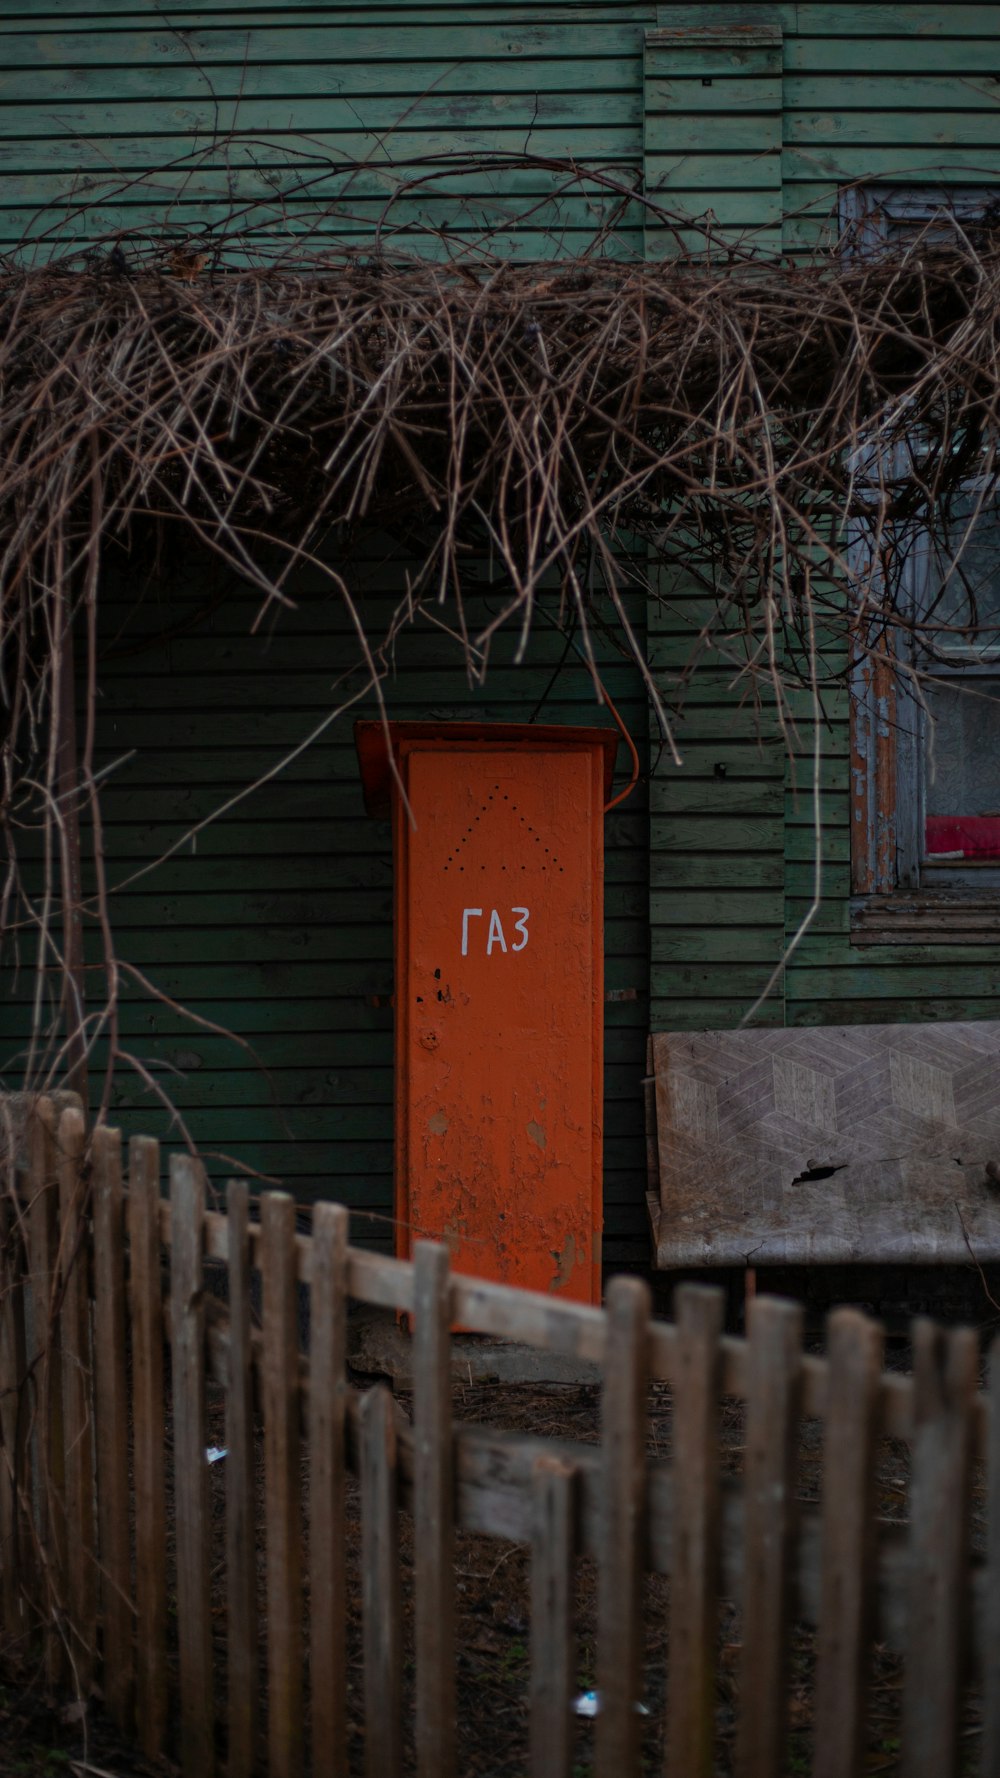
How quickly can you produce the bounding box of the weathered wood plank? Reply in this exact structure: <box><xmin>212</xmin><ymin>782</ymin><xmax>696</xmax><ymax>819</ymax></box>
<box><xmin>0</xmin><ymin>1170</ymin><xmax>30</xmax><ymax>1639</ymax></box>
<box><xmin>665</xmin><ymin>1284</ymin><xmax>724</xmax><ymax>1778</ymax></box>
<box><xmin>309</xmin><ymin>1200</ymin><xmax>349</xmax><ymax>1778</ymax></box>
<box><xmin>529</xmin><ymin>1456</ymin><xmax>577</xmax><ymax>1778</ymax></box>
<box><xmin>27</xmin><ymin>1100</ymin><xmax>65</xmax><ymax>1685</ymax></box>
<box><xmin>595</xmin><ymin>1276</ymin><xmax>650</xmax><ymax>1776</ymax></box>
<box><xmin>412</xmin><ymin>1241</ymin><xmax>456</xmax><ymax>1778</ymax></box>
<box><xmin>8</xmin><ymin>0</ymin><xmax>999</xmax><ymax>30</ymax></box>
<box><xmin>0</xmin><ymin>23</ymin><xmax>644</xmax><ymax>79</ymax></box>
<box><xmin>902</xmin><ymin>1321</ymin><xmax>978</xmax><ymax>1778</ymax></box>
<box><xmin>360</xmin><ymin>1383</ymin><xmax>402</xmax><ymax>1778</ymax></box>
<box><xmin>736</xmin><ymin>1296</ymin><xmax>803</xmax><ymax>1778</ymax></box>
<box><xmin>55</xmin><ymin>1106</ymin><xmax>94</xmax><ymax>1694</ymax></box>
<box><xmin>649</xmin><ymin>1022</ymin><xmax>1000</xmax><ymax>1268</ymax></box>
<box><xmin>225</xmin><ymin>1180</ymin><xmax>259</xmax><ymax>1778</ymax></box>
<box><xmin>813</xmin><ymin>1308</ymin><xmax>884</xmax><ymax>1778</ymax></box>
<box><xmin>985</xmin><ymin>1332</ymin><xmax>1000</xmax><ymax>1778</ymax></box>
<box><xmin>262</xmin><ymin>1191</ymin><xmax>304</xmax><ymax>1778</ymax></box>
<box><xmin>170</xmin><ymin>1153</ymin><xmax>214</xmax><ymax>1778</ymax></box>
<box><xmin>127</xmin><ymin>1135</ymin><xmax>168</xmax><ymax>1759</ymax></box>
<box><xmin>91</xmin><ymin>1125</ymin><xmax>133</xmax><ymax>1734</ymax></box>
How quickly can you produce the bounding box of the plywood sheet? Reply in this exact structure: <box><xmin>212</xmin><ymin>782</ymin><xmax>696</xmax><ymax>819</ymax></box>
<box><xmin>649</xmin><ymin>1022</ymin><xmax>1000</xmax><ymax>1266</ymax></box>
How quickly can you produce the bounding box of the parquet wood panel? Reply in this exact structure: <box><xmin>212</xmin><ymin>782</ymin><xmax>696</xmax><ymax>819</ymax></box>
<box><xmin>649</xmin><ymin>1022</ymin><xmax>1000</xmax><ymax>1265</ymax></box>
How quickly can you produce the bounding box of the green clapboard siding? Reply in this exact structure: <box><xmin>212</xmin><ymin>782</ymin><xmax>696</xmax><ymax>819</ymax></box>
<box><xmin>648</xmin><ymin>2</ymin><xmax>1000</xmax><ymax>254</ymax></box>
<box><xmin>645</xmin><ymin>3</ymin><xmax>1000</xmax><ymax>1040</ymax></box>
<box><xmin>0</xmin><ymin>8</ymin><xmax>653</xmax><ymax>261</ymax></box>
<box><xmin>1</xmin><ymin>543</ymin><xmax>650</xmax><ymax>1258</ymax></box>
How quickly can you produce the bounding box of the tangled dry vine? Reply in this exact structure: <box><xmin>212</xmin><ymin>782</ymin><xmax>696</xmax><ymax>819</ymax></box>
<box><xmin>2</xmin><ymin>156</ymin><xmax>1000</xmax><ymax>1097</ymax></box>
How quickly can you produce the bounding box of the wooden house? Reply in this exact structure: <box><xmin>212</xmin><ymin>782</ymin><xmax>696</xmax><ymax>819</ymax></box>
<box><xmin>3</xmin><ymin>2</ymin><xmax>1000</xmax><ymax>1278</ymax></box>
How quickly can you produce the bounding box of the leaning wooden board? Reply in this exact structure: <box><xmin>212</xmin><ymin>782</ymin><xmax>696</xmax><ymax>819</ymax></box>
<box><xmin>648</xmin><ymin>1021</ymin><xmax>1000</xmax><ymax>1266</ymax></box>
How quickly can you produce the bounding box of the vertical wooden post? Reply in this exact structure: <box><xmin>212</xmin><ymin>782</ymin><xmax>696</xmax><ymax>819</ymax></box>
<box><xmin>735</xmin><ymin>1295</ymin><xmax>803</xmax><ymax>1778</ymax></box>
<box><xmin>0</xmin><ymin>1151</ymin><xmax>30</xmax><ymax>1638</ymax></box>
<box><xmin>56</xmin><ymin>1105</ymin><xmax>95</xmax><ymax>1697</ymax></box>
<box><xmin>413</xmin><ymin>1240</ymin><xmax>455</xmax><ymax>1778</ymax></box>
<box><xmin>813</xmin><ymin>1308</ymin><xmax>883</xmax><ymax>1778</ymax></box>
<box><xmin>27</xmin><ymin>1098</ymin><xmax>66</xmax><ymax>1682</ymax></box>
<box><xmin>262</xmin><ymin>1191</ymin><xmax>303</xmax><ymax>1778</ymax></box>
<box><xmin>529</xmin><ymin>1455</ymin><xmax>577</xmax><ymax>1778</ymax></box>
<box><xmin>92</xmin><ymin>1124</ymin><xmax>133</xmax><ymax>1733</ymax></box>
<box><xmin>984</xmin><ymin>1332</ymin><xmax>1000</xmax><ymax>1778</ymax></box>
<box><xmin>226</xmin><ymin>1180</ymin><xmax>259</xmax><ymax>1778</ymax></box>
<box><xmin>595</xmin><ymin>1275</ymin><xmax>650</xmax><ymax>1778</ymax></box>
<box><xmin>664</xmin><ymin>1283</ymin><xmax>725</xmax><ymax>1778</ymax></box>
<box><xmin>128</xmin><ymin>1136</ymin><xmax>167</xmax><ymax>1759</ymax></box>
<box><xmin>170</xmin><ymin>1152</ymin><xmax>214</xmax><ymax>1778</ymax></box>
<box><xmin>309</xmin><ymin>1200</ymin><xmax>349</xmax><ymax>1778</ymax></box>
<box><xmin>360</xmin><ymin>1383</ymin><xmax>401</xmax><ymax>1778</ymax></box>
<box><xmin>901</xmin><ymin>1320</ymin><xmax>978</xmax><ymax>1778</ymax></box>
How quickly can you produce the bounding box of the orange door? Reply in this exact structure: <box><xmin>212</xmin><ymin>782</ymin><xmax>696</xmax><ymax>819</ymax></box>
<box><xmin>394</xmin><ymin>737</ymin><xmax>606</xmax><ymax>1302</ymax></box>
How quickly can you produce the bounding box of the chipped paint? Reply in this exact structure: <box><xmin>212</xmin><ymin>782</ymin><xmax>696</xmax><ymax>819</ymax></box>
<box><xmin>548</xmin><ymin>1233</ymin><xmax>576</xmax><ymax>1292</ymax></box>
<box><xmin>526</xmin><ymin>1119</ymin><xmax>547</xmax><ymax>1151</ymax></box>
<box><xmin>427</xmin><ymin>1109</ymin><xmax>449</xmax><ymax>1136</ymax></box>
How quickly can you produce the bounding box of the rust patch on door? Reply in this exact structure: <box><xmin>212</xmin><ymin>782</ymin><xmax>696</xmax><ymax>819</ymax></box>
<box><xmin>549</xmin><ymin>1234</ymin><xmax>576</xmax><ymax>1292</ymax></box>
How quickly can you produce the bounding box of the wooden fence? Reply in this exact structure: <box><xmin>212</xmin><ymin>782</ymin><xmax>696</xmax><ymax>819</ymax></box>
<box><xmin>1</xmin><ymin>1098</ymin><xmax>999</xmax><ymax>1778</ymax></box>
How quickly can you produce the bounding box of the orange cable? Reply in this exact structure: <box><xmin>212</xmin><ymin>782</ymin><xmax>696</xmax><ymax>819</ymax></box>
<box><xmin>602</xmin><ymin>686</ymin><xmax>641</xmax><ymax>813</ymax></box>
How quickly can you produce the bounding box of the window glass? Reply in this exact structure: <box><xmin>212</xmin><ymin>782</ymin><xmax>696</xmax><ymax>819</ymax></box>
<box><xmin>924</xmin><ymin>677</ymin><xmax>1000</xmax><ymax>847</ymax></box>
<box><xmin>924</xmin><ymin>491</ymin><xmax>1000</xmax><ymax>661</ymax></box>
<box><xmin>922</xmin><ymin>497</ymin><xmax>1000</xmax><ymax>861</ymax></box>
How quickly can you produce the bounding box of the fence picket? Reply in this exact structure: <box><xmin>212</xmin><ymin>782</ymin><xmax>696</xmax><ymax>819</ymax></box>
<box><xmin>813</xmin><ymin>1308</ymin><xmax>883</xmax><ymax>1778</ymax></box>
<box><xmin>55</xmin><ymin>1106</ymin><xmax>93</xmax><ymax>1693</ymax></box>
<box><xmin>665</xmin><ymin>1283</ymin><xmax>725</xmax><ymax>1778</ymax></box>
<box><xmin>27</xmin><ymin>1100</ymin><xmax>67</xmax><ymax>1683</ymax></box>
<box><xmin>309</xmin><ymin>1199</ymin><xmax>349</xmax><ymax>1778</ymax></box>
<box><xmin>128</xmin><ymin>1136</ymin><xmax>167</xmax><ymax>1759</ymax></box>
<box><xmin>413</xmin><ymin>1240</ymin><xmax>456</xmax><ymax>1778</ymax></box>
<box><xmin>360</xmin><ymin>1382</ymin><xmax>401</xmax><ymax>1778</ymax></box>
<box><xmin>92</xmin><ymin>1125</ymin><xmax>133</xmax><ymax>1734</ymax></box>
<box><xmin>985</xmin><ymin>1333</ymin><xmax>1000</xmax><ymax>1778</ymax></box>
<box><xmin>736</xmin><ymin>1295</ymin><xmax>803</xmax><ymax>1778</ymax></box>
<box><xmin>902</xmin><ymin>1321</ymin><xmax>978</xmax><ymax>1778</ymax></box>
<box><xmin>225</xmin><ymin>1180</ymin><xmax>259</xmax><ymax>1778</ymax></box>
<box><xmin>5</xmin><ymin>1101</ymin><xmax>1000</xmax><ymax>1778</ymax></box>
<box><xmin>170</xmin><ymin>1153</ymin><xmax>214</xmax><ymax>1778</ymax></box>
<box><xmin>595</xmin><ymin>1275</ymin><xmax>650</xmax><ymax>1777</ymax></box>
<box><xmin>0</xmin><ymin>1179</ymin><xmax>29</xmax><ymax>1640</ymax></box>
<box><xmin>529</xmin><ymin>1455</ymin><xmax>576</xmax><ymax>1778</ymax></box>
<box><xmin>262</xmin><ymin>1191</ymin><xmax>304</xmax><ymax>1778</ymax></box>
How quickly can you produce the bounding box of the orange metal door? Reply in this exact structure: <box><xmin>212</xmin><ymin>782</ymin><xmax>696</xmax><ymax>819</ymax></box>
<box><xmin>392</xmin><ymin>734</ymin><xmax>608</xmax><ymax>1302</ymax></box>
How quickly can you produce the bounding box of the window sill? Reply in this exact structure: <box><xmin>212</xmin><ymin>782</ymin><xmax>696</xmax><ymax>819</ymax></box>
<box><xmin>850</xmin><ymin>888</ymin><xmax>1000</xmax><ymax>946</ymax></box>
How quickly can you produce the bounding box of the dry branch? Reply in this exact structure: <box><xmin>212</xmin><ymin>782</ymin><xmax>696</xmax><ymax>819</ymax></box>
<box><xmin>1</xmin><ymin>161</ymin><xmax>999</xmax><ymax>1089</ymax></box>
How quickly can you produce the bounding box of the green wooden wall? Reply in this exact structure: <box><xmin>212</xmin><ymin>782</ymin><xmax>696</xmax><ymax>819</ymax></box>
<box><xmin>0</xmin><ymin>2</ymin><xmax>654</xmax><ymax>261</ymax></box>
<box><xmin>3</xmin><ymin>2</ymin><xmax>1000</xmax><ymax>1259</ymax></box>
<box><xmin>4</xmin><ymin>546</ymin><xmax>650</xmax><ymax>1257</ymax></box>
<box><xmin>644</xmin><ymin>3</ymin><xmax>1000</xmax><ymax>1035</ymax></box>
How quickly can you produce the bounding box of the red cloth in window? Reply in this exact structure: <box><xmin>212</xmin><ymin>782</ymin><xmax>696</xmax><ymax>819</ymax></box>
<box><xmin>925</xmin><ymin>815</ymin><xmax>1000</xmax><ymax>858</ymax></box>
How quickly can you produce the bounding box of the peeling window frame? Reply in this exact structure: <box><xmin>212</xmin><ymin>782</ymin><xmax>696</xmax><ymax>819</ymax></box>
<box><xmin>843</xmin><ymin>186</ymin><xmax>1000</xmax><ymax>944</ymax></box>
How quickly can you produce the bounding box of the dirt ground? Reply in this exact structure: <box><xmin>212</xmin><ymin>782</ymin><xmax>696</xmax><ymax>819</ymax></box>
<box><xmin>0</xmin><ymin>1353</ymin><xmax>988</xmax><ymax>1778</ymax></box>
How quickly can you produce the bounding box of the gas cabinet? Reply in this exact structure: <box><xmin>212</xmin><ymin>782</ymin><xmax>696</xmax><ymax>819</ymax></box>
<box><xmin>357</xmin><ymin>722</ymin><xmax>617</xmax><ymax>1302</ymax></box>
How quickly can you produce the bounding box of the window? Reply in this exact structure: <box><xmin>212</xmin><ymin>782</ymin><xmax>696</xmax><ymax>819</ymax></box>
<box><xmin>844</xmin><ymin>188</ymin><xmax>1000</xmax><ymax>937</ymax></box>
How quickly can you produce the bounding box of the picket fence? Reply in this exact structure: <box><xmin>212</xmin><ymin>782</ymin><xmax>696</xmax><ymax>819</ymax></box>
<box><xmin>1</xmin><ymin>1098</ymin><xmax>998</xmax><ymax>1778</ymax></box>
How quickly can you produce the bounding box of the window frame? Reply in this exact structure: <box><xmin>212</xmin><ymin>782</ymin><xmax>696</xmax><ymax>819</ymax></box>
<box><xmin>843</xmin><ymin>185</ymin><xmax>1000</xmax><ymax>940</ymax></box>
